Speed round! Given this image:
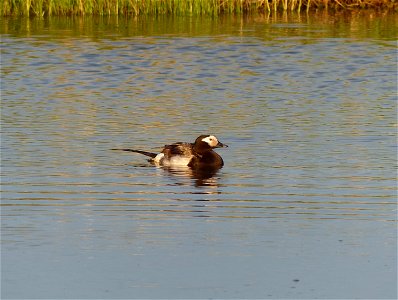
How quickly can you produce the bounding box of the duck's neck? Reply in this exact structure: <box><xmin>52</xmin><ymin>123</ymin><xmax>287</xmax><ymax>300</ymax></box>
<box><xmin>193</xmin><ymin>145</ymin><xmax>211</xmax><ymax>156</ymax></box>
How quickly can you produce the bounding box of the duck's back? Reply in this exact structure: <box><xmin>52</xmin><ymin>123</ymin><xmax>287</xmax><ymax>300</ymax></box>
<box><xmin>162</xmin><ymin>142</ymin><xmax>194</xmax><ymax>158</ymax></box>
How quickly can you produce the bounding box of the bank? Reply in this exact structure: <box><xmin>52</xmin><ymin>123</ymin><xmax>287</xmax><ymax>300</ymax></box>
<box><xmin>1</xmin><ymin>0</ymin><xmax>397</xmax><ymax>17</ymax></box>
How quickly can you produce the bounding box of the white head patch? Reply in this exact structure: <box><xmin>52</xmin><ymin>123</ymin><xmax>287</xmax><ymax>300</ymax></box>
<box><xmin>202</xmin><ymin>135</ymin><xmax>218</xmax><ymax>147</ymax></box>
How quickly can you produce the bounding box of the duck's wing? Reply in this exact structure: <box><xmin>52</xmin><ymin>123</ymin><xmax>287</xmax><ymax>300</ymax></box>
<box><xmin>162</xmin><ymin>142</ymin><xmax>194</xmax><ymax>159</ymax></box>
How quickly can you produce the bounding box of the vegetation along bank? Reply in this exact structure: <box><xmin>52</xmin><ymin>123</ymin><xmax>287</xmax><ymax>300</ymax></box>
<box><xmin>1</xmin><ymin>0</ymin><xmax>396</xmax><ymax>16</ymax></box>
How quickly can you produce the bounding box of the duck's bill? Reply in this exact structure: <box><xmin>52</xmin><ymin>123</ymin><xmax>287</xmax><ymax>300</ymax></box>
<box><xmin>215</xmin><ymin>141</ymin><xmax>228</xmax><ymax>148</ymax></box>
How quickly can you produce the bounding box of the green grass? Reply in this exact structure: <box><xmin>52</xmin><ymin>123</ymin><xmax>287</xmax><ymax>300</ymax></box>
<box><xmin>1</xmin><ymin>0</ymin><xmax>396</xmax><ymax>16</ymax></box>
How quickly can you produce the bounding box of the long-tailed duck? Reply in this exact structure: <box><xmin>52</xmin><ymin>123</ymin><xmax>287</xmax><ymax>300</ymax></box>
<box><xmin>113</xmin><ymin>135</ymin><xmax>227</xmax><ymax>168</ymax></box>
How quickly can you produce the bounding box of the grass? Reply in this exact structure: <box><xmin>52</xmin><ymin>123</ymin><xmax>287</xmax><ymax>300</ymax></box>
<box><xmin>1</xmin><ymin>0</ymin><xmax>396</xmax><ymax>16</ymax></box>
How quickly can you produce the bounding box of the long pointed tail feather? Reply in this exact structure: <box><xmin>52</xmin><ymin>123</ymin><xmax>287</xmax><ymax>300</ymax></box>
<box><xmin>111</xmin><ymin>149</ymin><xmax>157</xmax><ymax>158</ymax></box>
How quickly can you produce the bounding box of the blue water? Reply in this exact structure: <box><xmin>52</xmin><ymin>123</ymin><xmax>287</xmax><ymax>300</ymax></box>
<box><xmin>1</xmin><ymin>13</ymin><xmax>397</xmax><ymax>299</ymax></box>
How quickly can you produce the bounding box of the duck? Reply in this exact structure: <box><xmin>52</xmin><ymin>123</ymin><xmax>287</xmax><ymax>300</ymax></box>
<box><xmin>113</xmin><ymin>135</ymin><xmax>227</xmax><ymax>169</ymax></box>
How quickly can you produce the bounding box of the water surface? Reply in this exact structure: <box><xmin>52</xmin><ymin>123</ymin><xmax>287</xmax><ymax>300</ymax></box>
<box><xmin>1</xmin><ymin>12</ymin><xmax>397</xmax><ymax>299</ymax></box>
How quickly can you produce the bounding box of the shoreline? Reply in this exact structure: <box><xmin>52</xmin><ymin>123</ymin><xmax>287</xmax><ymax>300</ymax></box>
<box><xmin>1</xmin><ymin>0</ymin><xmax>397</xmax><ymax>17</ymax></box>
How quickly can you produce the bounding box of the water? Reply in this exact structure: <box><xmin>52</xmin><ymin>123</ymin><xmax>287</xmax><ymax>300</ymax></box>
<box><xmin>1</xmin><ymin>12</ymin><xmax>397</xmax><ymax>299</ymax></box>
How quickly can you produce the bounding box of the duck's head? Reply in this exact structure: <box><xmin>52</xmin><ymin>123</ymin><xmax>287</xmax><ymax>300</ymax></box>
<box><xmin>194</xmin><ymin>135</ymin><xmax>228</xmax><ymax>153</ymax></box>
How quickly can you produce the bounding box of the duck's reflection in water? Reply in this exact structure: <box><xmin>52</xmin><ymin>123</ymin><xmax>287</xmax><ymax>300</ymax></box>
<box><xmin>161</xmin><ymin>165</ymin><xmax>222</xmax><ymax>188</ymax></box>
